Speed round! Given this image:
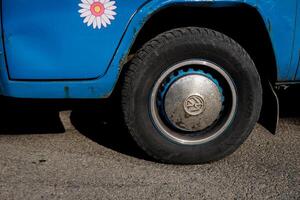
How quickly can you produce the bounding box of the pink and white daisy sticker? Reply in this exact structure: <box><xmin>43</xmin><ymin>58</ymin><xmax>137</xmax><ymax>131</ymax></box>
<box><xmin>79</xmin><ymin>0</ymin><xmax>117</xmax><ymax>29</ymax></box>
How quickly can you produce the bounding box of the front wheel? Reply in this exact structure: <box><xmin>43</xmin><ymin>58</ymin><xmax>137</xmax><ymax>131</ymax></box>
<box><xmin>122</xmin><ymin>27</ymin><xmax>262</xmax><ymax>164</ymax></box>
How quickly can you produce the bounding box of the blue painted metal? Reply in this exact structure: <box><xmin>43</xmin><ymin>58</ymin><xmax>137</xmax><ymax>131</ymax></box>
<box><xmin>293</xmin><ymin>1</ymin><xmax>300</xmax><ymax>80</ymax></box>
<box><xmin>158</xmin><ymin>68</ymin><xmax>224</xmax><ymax>104</ymax></box>
<box><xmin>2</xmin><ymin>0</ymin><xmax>146</xmax><ymax>80</ymax></box>
<box><xmin>0</xmin><ymin>0</ymin><xmax>299</xmax><ymax>99</ymax></box>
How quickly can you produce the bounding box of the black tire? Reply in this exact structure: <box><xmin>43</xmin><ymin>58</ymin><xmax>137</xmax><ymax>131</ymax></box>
<box><xmin>122</xmin><ymin>27</ymin><xmax>262</xmax><ymax>164</ymax></box>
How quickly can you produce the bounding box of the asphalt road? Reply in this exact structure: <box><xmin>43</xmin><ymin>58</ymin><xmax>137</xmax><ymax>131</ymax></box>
<box><xmin>0</xmin><ymin>89</ymin><xmax>299</xmax><ymax>200</ymax></box>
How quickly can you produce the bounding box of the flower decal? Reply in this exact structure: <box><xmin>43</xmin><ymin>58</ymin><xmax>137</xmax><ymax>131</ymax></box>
<box><xmin>79</xmin><ymin>0</ymin><xmax>117</xmax><ymax>29</ymax></box>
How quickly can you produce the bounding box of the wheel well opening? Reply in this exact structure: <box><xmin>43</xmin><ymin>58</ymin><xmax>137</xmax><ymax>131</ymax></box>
<box><xmin>129</xmin><ymin>5</ymin><xmax>277</xmax><ymax>83</ymax></box>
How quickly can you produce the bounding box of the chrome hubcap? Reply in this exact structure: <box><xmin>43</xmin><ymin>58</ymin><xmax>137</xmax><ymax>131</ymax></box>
<box><xmin>164</xmin><ymin>74</ymin><xmax>223</xmax><ymax>132</ymax></box>
<box><xmin>150</xmin><ymin>60</ymin><xmax>237</xmax><ymax>145</ymax></box>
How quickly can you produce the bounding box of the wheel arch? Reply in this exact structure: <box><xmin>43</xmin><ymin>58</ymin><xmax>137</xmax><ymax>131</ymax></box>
<box><xmin>114</xmin><ymin>1</ymin><xmax>279</xmax><ymax>133</ymax></box>
<box><xmin>125</xmin><ymin>3</ymin><xmax>277</xmax><ymax>81</ymax></box>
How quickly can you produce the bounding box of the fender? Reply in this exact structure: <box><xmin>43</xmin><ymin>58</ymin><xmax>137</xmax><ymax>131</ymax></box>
<box><xmin>111</xmin><ymin>0</ymin><xmax>296</xmax><ymax>82</ymax></box>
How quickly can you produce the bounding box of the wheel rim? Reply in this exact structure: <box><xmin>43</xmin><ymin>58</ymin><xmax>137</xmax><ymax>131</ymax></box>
<box><xmin>150</xmin><ymin>60</ymin><xmax>237</xmax><ymax>145</ymax></box>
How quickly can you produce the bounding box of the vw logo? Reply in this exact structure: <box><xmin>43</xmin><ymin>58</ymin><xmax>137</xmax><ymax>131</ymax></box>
<box><xmin>184</xmin><ymin>94</ymin><xmax>205</xmax><ymax>116</ymax></box>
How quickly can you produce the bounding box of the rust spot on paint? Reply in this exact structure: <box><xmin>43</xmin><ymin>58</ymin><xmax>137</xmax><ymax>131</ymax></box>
<box><xmin>64</xmin><ymin>86</ymin><xmax>70</xmax><ymax>98</ymax></box>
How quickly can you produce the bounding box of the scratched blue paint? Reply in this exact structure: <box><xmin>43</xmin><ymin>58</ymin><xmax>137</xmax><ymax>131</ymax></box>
<box><xmin>0</xmin><ymin>0</ymin><xmax>299</xmax><ymax>98</ymax></box>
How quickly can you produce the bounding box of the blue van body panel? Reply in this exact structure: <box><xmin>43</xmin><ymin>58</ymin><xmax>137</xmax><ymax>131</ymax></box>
<box><xmin>0</xmin><ymin>0</ymin><xmax>299</xmax><ymax>98</ymax></box>
<box><xmin>293</xmin><ymin>2</ymin><xmax>300</xmax><ymax>80</ymax></box>
<box><xmin>2</xmin><ymin>0</ymin><xmax>146</xmax><ymax>80</ymax></box>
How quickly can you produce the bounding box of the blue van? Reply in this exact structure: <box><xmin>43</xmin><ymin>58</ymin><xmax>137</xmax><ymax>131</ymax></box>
<box><xmin>0</xmin><ymin>0</ymin><xmax>299</xmax><ymax>163</ymax></box>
